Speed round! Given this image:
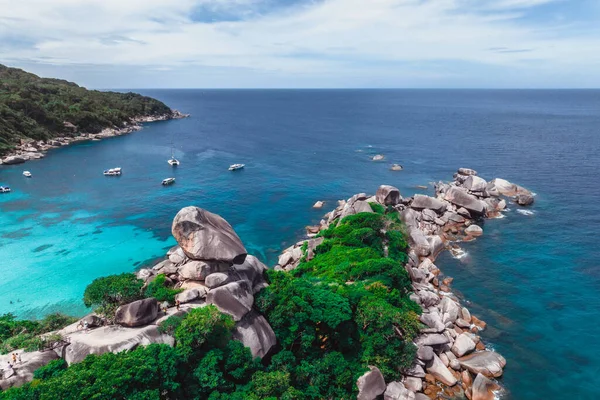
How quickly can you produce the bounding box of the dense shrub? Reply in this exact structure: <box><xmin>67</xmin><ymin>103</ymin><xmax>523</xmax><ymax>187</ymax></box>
<box><xmin>83</xmin><ymin>273</ymin><xmax>144</xmax><ymax>318</ymax></box>
<box><xmin>0</xmin><ymin>313</ymin><xmax>76</xmax><ymax>354</ymax></box>
<box><xmin>144</xmin><ymin>274</ymin><xmax>182</xmax><ymax>304</ymax></box>
<box><xmin>33</xmin><ymin>358</ymin><xmax>67</xmax><ymax>380</ymax></box>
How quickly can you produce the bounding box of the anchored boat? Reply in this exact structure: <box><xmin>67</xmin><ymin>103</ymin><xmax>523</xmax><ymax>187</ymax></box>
<box><xmin>103</xmin><ymin>167</ymin><xmax>122</xmax><ymax>176</ymax></box>
<box><xmin>23</xmin><ymin>171</ymin><xmax>32</xmax><ymax>177</ymax></box>
<box><xmin>228</xmin><ymin>163</ymin><xmax>245</xmax><ymax>171</ymax></box>
<box><xmin>0</xmin><ymin>186</ymin><xmax>11</xmax><ymax>193</ymax></box>
<box><xmin>168</xmin><ymin>141</ymin><xmax>180</xmax><ymax>166</ymax></box>
<box><xmin>162</xmin><ymin>177</ymin><xmax>175</xmax><ymax>186</ymax></box>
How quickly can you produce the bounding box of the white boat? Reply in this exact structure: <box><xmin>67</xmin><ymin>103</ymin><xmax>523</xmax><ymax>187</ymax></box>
<box><xmin>228</xmin><ymin>163</ymin><xmax>245</xmax><ymax>171</ymax></box>
<box><xmin>23</xmin><ymin>171</ymin><xmax>32</xmax><ymax>177</ymax></box>
<box><xmin>168</xmin><ymin>141</ymin><xmax>180</xmax><ymax>166</ymax></box>
<box><xmin>0</xmin><ymin>186</ymin><xmax>11</xmax><ymax>193</ymax></box>
<box><xmin>162</xmin><ymin>177</ymin><xmax>175</xmax><ymax>185</ymax></box>
<box><xmin>103</xmin><ymin>167</ymin><xmax>122</xmax><ymax>176</ymax></box>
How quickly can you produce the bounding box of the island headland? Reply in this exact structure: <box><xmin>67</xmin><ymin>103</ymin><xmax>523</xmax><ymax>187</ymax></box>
<box><xmin>0</xmin><ymin>64</ymin><xmax>188</xmax><ymax>165</ymax></box>
<box><xmin>0</xmin><ymin>168</ymin><xmax>533</xmax><ymax>399</ymax></box>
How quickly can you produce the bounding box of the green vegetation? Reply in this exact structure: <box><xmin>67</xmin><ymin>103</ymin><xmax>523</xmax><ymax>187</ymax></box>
<box><xmin>0</xmin><ymin>313</ymin><xmax>76</xmax><ymax>354</ymax></box>
<box><xmin>255</xmin><ymin>210</ymin><xmax>421</xmax><ymax>395</ymax></box>
<box><xmin>1</xmin><ymin>208</ymin><xmax>420</xmax><ymax>399</ymax></box>
<box><xmin>144</xmin><ymin>274</ymin><xmax>183</xmax><ymax>304</ymax></box>
<box><xmin>0</xmin><ymin>64</ymin><xmax>172</xmax><ymax>155</ymax></box>
<box><xmin>83</xmin><ymin>273</ymin><xmax>144</xmax><ymax>319</ymax></box>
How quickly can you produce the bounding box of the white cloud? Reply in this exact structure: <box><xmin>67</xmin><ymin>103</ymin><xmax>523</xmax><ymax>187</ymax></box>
<box><xmin>1</xmin><ymin>0</ymin><xmax>599</xmax><ymax>87</ymax></box>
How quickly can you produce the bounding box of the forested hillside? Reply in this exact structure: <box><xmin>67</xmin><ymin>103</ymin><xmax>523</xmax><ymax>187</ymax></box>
<box><xmin>0</xmin><ymin>64</ymin><xmax>172</xmax><ymax>154</ymax></box>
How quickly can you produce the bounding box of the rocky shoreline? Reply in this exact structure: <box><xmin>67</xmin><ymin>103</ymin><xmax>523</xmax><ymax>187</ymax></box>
<box><xmin>0</xmin><ymin>110</ymin><xmax>189</xmax><ymax>166</ymax></box>
<box><xmin>278</xmin><ymin>168</ymin><xmax>533</xmax><ymax>400</ymax></box>
<box><xmin>0</xmin><ymin>168</ymin><xmax>532</xmax><ymax>398</ymax></box>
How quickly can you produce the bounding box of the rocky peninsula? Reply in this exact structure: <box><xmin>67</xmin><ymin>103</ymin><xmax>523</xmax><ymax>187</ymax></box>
<box><xmin>0</xmin><ymin>168</ymin><xmax>532</xmax><ymax>399</ymax></box>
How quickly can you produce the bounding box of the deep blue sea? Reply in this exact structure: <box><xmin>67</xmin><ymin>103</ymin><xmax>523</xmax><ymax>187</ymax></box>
<box><xmin>1</xmin><ymin>89</ymin><xmax>599</xmax><ymax>398</ymax></box>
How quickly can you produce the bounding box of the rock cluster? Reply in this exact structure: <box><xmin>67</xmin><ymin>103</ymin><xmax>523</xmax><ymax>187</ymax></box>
<box><xmin>1</xmin><ymin>206</ymin><xmax>274</xmax><ymax>389</ymax></box>
<box><xmin>0</xmin><ymin>110</ymin><xmax>188</xmax><ymax>166</ymax></box>
<box><xmin>293</xmin><ymin>170</ymin><xmax>531</xmax><ymax>399</ymax></box>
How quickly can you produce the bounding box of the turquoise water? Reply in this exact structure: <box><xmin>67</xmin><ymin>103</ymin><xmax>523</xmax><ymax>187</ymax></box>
<box><xmin>1</xmin><ymin>90</ymin><xmax>599</xmax><ymax>398</ymax></box>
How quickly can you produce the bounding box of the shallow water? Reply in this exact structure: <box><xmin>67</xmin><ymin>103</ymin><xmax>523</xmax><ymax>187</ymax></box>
<box><xmin>1</xmin><ymin>89</ymin><xmax>599</xmax><ymax>398</ymax></box>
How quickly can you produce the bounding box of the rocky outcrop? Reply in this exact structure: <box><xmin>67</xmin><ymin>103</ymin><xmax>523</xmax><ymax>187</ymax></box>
<box><xmin>179</xmin><ymin>260</ymin><xmax>229</xmax><ymax>280</ymax></box>
<box><xmin>1</xmin><ymin>155</ymin><xmax>27</xmax><ymax>165</ymax></box>
<box><xmin>172</xmin><ymin>207</ymin><xmax>247</xmax><ymax>264</ymax></box>
<box><xmin>376</xmin><ymin>185</ymin><xmax>401</xmax><ymax>206</ymax></box>
<box><xmin>175</xmin><ymin>287</ymin><xmax>207</xmax><ymax>304</ymax></box>
<box><xmin>232</xmin><ymin>310</ymin><xmax>276</xmax><ymax>358</ymax></box>
<box><xmin>230</xmin><ymin>255</ymin><xmax>268</xmax><ymax>294</ymax></box>
<box><xmin>515</xmin><ymin>193</ymin><xmax>534</xmax><ymax>206</ymax></box>
<box><xmin>458</xmin><ymin>351</ymin><xmax>506</xmax><ymax>378</ymax></box>
<box><xmin>471</xmin><ymin>373</ymin><xmax>500</xmax><ymax>400</ymax></box>
<box><xmin>63</xmin><ymin>324</ymin><xmax>174</xmax><ymax>365</ymax></box>
<box><xmin>444</xmin><ymin>187</ymin><xmax>486</xmax><ymax>215</ymax></box>
<box><xmin>410</xmin><ymin>195</ymin><xmax>446</xmax><ymax>214</ymax></box>
<box><xmin>384</xmin><ymin>381</ymin><xmax>415</xmax><ymax>400</ymax></box>
<box><xmin>114</xmin><ymin>298</ymin><xmax>158</xmax><ymax>327</ymax></box>
<box><xmin>357</xmin><ymin>366</ymin><xmax>387</xmax><ymax>400</ymax></box>
<box><xmin>300</xmin><ymin>172</ymin><xmax>528</xmax><ymax>399</ymax></box>
<box><xmin>426</xmin><ymin>353</ymin><xmax>457</xmax><ymax>386</ymax></box>
<box><xmin>0</xmin><ymin>351</ymin><xmax>59</xmax><ymax>390</ymax></box>
<box><xmin>338</xmin><ymin>193</ymin><xmax>374</xmax><ymax>222</ymax></box>
<box><xmin>205</xmin><ymin>272</ymin><xmax>229</xmax><ymax>288</ymax></box>
<box><xmin>206</xmin><ymin>281</ymin><xmax>254</xmax><ymax>321</ymax></box>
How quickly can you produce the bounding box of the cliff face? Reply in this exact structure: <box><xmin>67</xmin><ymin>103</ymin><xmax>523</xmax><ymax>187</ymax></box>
<box><xmin>0</xmin><ymin>64</ymin><xmax>174</xmax><ymax>155</ymax></box>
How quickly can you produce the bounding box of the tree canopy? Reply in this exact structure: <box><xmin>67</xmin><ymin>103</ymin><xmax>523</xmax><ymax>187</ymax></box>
<box><xmin>0</xmin><ymin>64</ymin><xmax>172</xmax><ymax>154</ymax></box>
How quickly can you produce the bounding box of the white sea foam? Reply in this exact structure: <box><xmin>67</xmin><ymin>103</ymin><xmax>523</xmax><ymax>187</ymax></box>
<box><xmin>449</xmin><ymin>247</ymin><xmax>468</xmax><ymax>259</ymax></box>
<box><xmin>517</xmin><ymin>209</ymin><xmax>535</xmax><ymax>216</ymax></box>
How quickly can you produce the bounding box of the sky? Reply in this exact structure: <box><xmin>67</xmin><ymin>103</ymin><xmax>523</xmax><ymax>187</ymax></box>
<box><xmin>1</xmin><ymin>0</ymin><xmax>599</xmax><ymax>88</ymax></box>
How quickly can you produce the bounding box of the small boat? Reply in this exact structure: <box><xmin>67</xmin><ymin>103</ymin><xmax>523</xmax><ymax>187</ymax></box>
<box><xmin>228</xmin><ymin>163</ymin><xmax>245</xmax><ymax>171</ymax></box>
<box><xmin>103</xmin><ymin>167</ymin><xmax>122</xmax><ymax>176</ymax></box>
<box><xmin>0</xmin><ymin>186</ymin><xmax>11</xmax><ymax>193</ymax></box>
<box><xmin>23</xmin><ymin>171</ymin><xmax>32</xmax><ymax>177</ymax></box>
<box><xmin>168</xmin><ymin>141</ymin><xmax>180</xmax><ymax>166</ymax></box>
<box><xmin>162</xmin><ymin>177</ymin><xmax>175</xmax><ymax>185</ymax></box>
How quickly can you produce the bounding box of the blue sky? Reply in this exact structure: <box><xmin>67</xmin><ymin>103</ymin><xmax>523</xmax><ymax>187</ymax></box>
<box><xmin>1</xmin><ymin>0</ymin><xmax>599</xmax><ymax>88</ymax></box>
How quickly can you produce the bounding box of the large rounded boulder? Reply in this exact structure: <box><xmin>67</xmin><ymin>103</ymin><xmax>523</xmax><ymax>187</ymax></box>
<box><xmin>172</xmin><ymin>207</ymin><xmax>247</xmax><ymax>264</ymax></box>
<box><xmin>114</xmin><ymin>298</ymin><xmax>158</xmax><ymax>327</ymax></box>
<box><xmin>376</xmin><ymin>185</ymin><xmax>401</xmax><ymax>206</ymax></box>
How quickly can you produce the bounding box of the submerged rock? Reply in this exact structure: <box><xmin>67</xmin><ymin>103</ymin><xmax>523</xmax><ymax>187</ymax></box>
<box><xmin>515</xmin><ymin>193</ymin><xmax>534</xmax><ymax>206</ymax></box>
<box><xmin>357</xmin><ymin>366</ymin><xmax>387</xmax><ymax>400</ymax></box>
<box><xmin>172</xmin><ymin>207</ymin><xmax>247</xmax><ymax>264</ymax></box>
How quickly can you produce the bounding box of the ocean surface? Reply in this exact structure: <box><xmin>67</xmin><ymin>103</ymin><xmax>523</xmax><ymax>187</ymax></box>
<box><xmin>1</xmin><ymin>89</ymin><xmax>599</xmax><ymax>398</ymax></box>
